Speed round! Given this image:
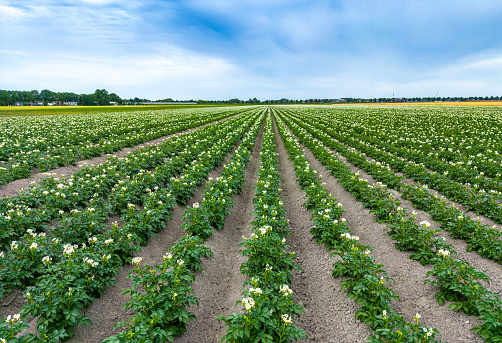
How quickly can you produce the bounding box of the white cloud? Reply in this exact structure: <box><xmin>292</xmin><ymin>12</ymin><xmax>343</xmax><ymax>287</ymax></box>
<box><xmin>0</xmin><ymin>4</ymin><xmax>30</xmax><ymax>20</ymax></box>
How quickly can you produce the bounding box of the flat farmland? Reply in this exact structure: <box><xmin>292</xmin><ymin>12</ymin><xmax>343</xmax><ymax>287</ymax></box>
<box><xmin>1</xmin><ymin>104</ymin><xmax>502</xmax><ymax>343</ymax></box>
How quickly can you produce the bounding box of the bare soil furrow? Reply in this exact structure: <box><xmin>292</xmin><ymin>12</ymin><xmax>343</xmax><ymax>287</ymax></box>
<box><xmin>286</xmin><ymin>128</ymin><xmax>481</xmax><ymax>342</ymax></box>
<box><xmin>273</xmin><ymin>119</ymin><xmax>371</xmax><ymax>342</ymax></box>
<box><xmin>0</xmin><ymin>114</ymin><xmax>239</xmax><ymax>198</ymax></box>
<box><xmin>66</xmin><ymin>133</ymin><xmax>244</xmax><ymax>343</ymax></box>
<box><xmin>332</xmin><ymin>144</ymin><xmax>502</xmax><ymax>294</ymax></box>
<box><xmin>175</xmin><ymin>120</ymin><xmax>265</xmax><ymax>343</ymax></box>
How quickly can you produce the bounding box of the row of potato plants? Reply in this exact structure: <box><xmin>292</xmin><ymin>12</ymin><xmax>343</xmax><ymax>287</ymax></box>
<box><xmin>0</xmin><ymin>107</ymin><xmax>248</xmax><ymax>186</ymax></box>
<box><xmin>218</xmin><ymin>115</ymin><xmax>306</xmax><ymax>343</ymax></box>
<box><xmin>280</xmin><ymin>109</ymin><xmax>502</xmax><ymax>267</ymax></box>
<box><xmin>0</xmin><ymin>113</ymin><xmax>255</xmax><ymax>341</ymax></box>
<box><xmin>273</xmin><ymin>111</ymin><xmax>441</xmax><ymax>342</ymax></box>
<box><xmin>0</xmin><ymin>109</ymin><xmax>248</xmax><ymax>249</ymax></box>
<box><xmin>301</xmin><ymin>106</ymin><xmax>502</xmax><ymax>179</ymax></box>
<box><xmin>0</xmin><ymin>112</ymin><xmax>260</xmax><ymax>342</ymax></box>
<box><xmin>276</xmin><ymin>109</ymin><xmax>502</xmax><ymax>342</ymax></box>
<box><xmin>310</xmin><ymin>106</ymin><xmax>502</xmax><ymax>201</ymax></box>
<box><xmin>283</xmin><ymin>108</ymin><xmax>502</xmax><ymax>224</ymax></box>
<box><xmin>102</xmin><ymin>109</ymin><xmax>266</xmax><ymax>343</ymax></box>
<box><xmin>0</xmin><ymin>112</ymin><xmax>250</xmax><ymax>296</ymax></box>
<box><xmin>320</xmin><ymin>106</ymin><xmax>502</xmax><ymax>186</ymax></box>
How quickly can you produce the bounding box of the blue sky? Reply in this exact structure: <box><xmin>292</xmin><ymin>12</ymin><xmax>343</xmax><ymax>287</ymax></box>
<box><xmin>1</xmin><ymin>0</ymin><xmax>502</xmax><ymax>100</ymax></box>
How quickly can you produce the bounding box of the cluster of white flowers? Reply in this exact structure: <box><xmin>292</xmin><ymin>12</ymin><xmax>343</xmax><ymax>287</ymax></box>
<box><xmin>131</xmin><ymin>257</ymin><xmax>142</xmax><ymax>266</ymax></box>
<box><xmin>265</xmin><ymin>264</ymin><xmax>272</xmax><ymax>272</ymax></box>
<box><xmin>5</xmin><ymin>313</ymin><xmax>20</xmax><ymax>324</ymax></box>
<box><xmin>10</xmin><ymin>241</ymin><xmax>18</xmax><ymax>251</ymax></box>
<box><xmin>88</xmin><ymin>237</ymin><xmax>98</xmax><ymax>244</ymax></box>
<box><xmin>437</xmin><ymin>249</ymin><xmax>450</xmax><ymax>257</ymax></box>
<box><xmin>42</xmin><ymin>256</ymin><xmax>52</xmax><ymax>265</ymax></box>
<box><xmin>177</xmin><ymin>259</ymin><xmax>184</xmax><ymax>266</ymax></box>
<box><xmin>419</xmin><ymin>220</ymin><xmax>431</xmax><ymax>228</ymax></box>
<box><xmin>163</xmin><ymin>252</ymin><xmax>173</xmax><ymax>261</ymax></box>
<box><xmin>29</xmin><ymin>242</ymin><xmax>38</xmax><ymax>251</ymax></box>
<box><xmin>340</xmin><ymin>233</ymin><xmax>359</xmax><ymax>241</ymax></box>
<box><xmin>281</xmin><ymin>313</ymin><xmax>292</xmax><ymax>325</ymax></box>
<box><xmin>423</xmin><ymin>327</ymin><xmax>434</xmax><ymax>337</ymax></box>
<box><xmin>279</xmin><ymin>284</ymin><xmax>292</xmax><ymax>296</ymax></box>
<box><xmin>242</xmin><ymin>297</ymin><xmax>255</xmax><ymax>311</ymax></box>
<box><xmin>104</xmin><ymin>239</ymin><xmax>113</xmax><ymax>245</ymax></box>
<box><xmin>63</xmin><ymin>244</ymin><xmax>75</xmax><ymax>256</ymax></box>
<box><xmin>249</xmin><ymin>287</ymin><xmax>263</xmax><ymax>295</ymax></box>
<box><xmin>193</xmin><ymin>202</ymin><xmax>199</xmax><ymax>209</ymax></box>
<box><xmin>258</xmin><ymin>226</ymin><xmax>272</xmax><ymax>235</ymax></box>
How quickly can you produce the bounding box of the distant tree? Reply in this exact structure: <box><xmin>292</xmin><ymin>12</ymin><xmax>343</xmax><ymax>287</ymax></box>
<box><xmin>93</xmin><ymin>89</ymin><xmax>110</xmax><ymax>105</ymax></box>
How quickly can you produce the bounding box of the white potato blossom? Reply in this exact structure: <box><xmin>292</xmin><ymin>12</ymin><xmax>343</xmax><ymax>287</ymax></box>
<box><xmin>437</xmin><ymin>249</ymin><xmax>450</xmax><ymax>257</ymax></box>
<box><xmin>242</xmin><ymin>297</ymin><xmax>255</xmax><ymax>311</ymax></box>
<box><xmin>6</xmin><ymin>313</ymin><xmax>20</xmax><ymax>324</ymax></box>
<box><xmin>131</xmin><ymin>257</ymin><xmax>142</xmax><ymax>266</ymax></box>
<box><xmin>104</xmin><ymin>239</ymin><xmax>113</xmax><ymax>245</ymax></box>
<box><xmin>258</xmin><ymin>226</ymin><xmax>271</xmax><ymax>235</ymax></box>
<box><xmin>419</xmin><ymin>220</ymin><xmax>431</xmax><ymax>228</ymax></box>
<box><xmin>42</xmin><ymin>256</ymin><xmax>52</xmax><ymax>265</ymax></box>
<box><xmin>10</xmin><ymin>241</ymin><xmax>19</xmax><ymax>251</ymax></box>
<box><xmin>281</xmin><ymin>314</ymin><xmax>292</xmax><ymax>325</ymax></box>
<box><xmin>63</xmin><ymin>244</ymin><xmax>75</xmax><ymax>256</ymax></box>
<box><xmin>279</xmin><ymin>284</ymin><xmax>292</xmax><ymax>296</ymax></box>
<box><xmin>249</xmin><ymin>287</ymin><xmax>263</xmax><ymax>295</ymax></box>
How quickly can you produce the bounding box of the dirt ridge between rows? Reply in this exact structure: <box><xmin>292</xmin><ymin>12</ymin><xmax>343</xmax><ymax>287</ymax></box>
<box><xmin>65</xmin><ymin>124</ymin><xmax>249</xmax><ymax>343</ymax></box>
<box><xmin>174</xmin><ymin>117</ymin><xmax>266</xmax><ymax>342</ymax></box>
<box><xmin>272</xmin><ymin>117</ymin><xmax>371</xmax><ymax>342</ymax></box>
<box><xmin>327</xmin><ymin>140</ymin><xmax>502</xmax><ymax>296</ymax></box>
<box><xmin>279</xmin><ymin>115</ymin><xmax>481</xmax><ymax>342</ymax></box>
<box><xmin>0</xmin><ymin>114</ymin><xmax>240</xmax><ymax>198</ymax></box>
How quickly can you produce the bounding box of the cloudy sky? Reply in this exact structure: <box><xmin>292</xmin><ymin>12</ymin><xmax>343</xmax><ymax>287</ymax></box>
<box><xmin>1</xmin><ymin>0</ymin><xmax>502</xmax><ymax>100</ymax></box>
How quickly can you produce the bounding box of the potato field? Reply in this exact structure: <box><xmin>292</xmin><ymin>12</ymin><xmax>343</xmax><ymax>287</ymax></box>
<box><xmin>2</xmin><ymin>105</ymin><xmax>502</xmax><ymax>343</ymax></box>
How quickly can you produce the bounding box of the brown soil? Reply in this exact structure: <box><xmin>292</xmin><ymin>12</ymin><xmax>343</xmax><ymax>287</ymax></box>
<box><xmin>273</xmin><ymin>119</ymin><xmax>371</xmax><ymax>342</ymax></box>
<box><xmin>296</xmin><ymin>132</ymin><xmax>484</xmax><ymax>342</ymax></box>
<box><xmin>0</xmin><ymin>115</ymin><xmax>236</xmax><ymax>199</ymax></box>
<box><xmin>3</xmin><ymin>111</ymin><xmax>497</xmax><ymax>342</ymax></box>
<box><xmin>174</xmin><ymin>119</ymin><xmax>265</xmax><ymax>343</ymax></box>
<box><xmin>66</xmin><ymin>130</ymin><xmax>248</xmax><ymax>343</ymax></box>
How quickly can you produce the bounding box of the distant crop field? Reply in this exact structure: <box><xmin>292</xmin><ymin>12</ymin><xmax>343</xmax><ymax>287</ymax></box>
<box><xmin>1</xmin><ymin>105</ymin><xmax>502</xmax><ymax>342</ymax></box>
<box><xmin>0</xmin><ymin>104</ymin><xmax>242</xmax><ymax>117</ymax></box>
